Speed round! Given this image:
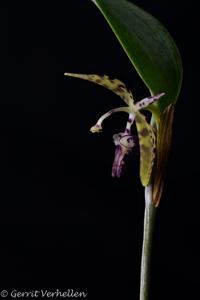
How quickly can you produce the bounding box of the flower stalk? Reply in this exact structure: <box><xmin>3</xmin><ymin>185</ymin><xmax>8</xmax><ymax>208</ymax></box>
<box><xmin>140</xmin><ymin>185</ymin><xmax>157</xmax><ymax>300</ymax></box>
<box><xmin>64</xmin><ymin>72</ymin><xmax>169</xmax><ymax>300</ymax></box>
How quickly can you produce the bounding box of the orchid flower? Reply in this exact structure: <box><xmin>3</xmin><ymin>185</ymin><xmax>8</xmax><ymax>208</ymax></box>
<box><xmin>64</xmin><ymin>73</ymin><xmax>164</xmax><ymax>186</ymax></box>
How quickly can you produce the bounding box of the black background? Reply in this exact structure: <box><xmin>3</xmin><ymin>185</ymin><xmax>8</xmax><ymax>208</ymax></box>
<box><xmin>0</xmin><ymin>1</ymin><xmax>199</xmax><ymax>299</ymax></box>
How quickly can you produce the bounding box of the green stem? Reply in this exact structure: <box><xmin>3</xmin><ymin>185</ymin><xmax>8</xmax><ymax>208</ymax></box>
<box><xmin>139</xmin><ymin>185</ymin><xmax>157</xmax><ymax>300</ymax></box>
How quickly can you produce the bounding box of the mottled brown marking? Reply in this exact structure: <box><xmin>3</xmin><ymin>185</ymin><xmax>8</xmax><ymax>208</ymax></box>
<box><xmin>140</xmin><ymin>128</ymin><xmax>149</xmax><ymax>137</ymax></box>
<box><xmin>113</xmin><ymin>86</ymin><xmax>124</xmax><ymax>93</ymax></box>
<box><xmin>140</xmin><ymin>144</ymin><xmax>149</xmax><ymax>153</ymax></box>
<box><xmin>135</xmin><ymin>117</ymin><xmax>141</xmax><ymax>124</ymax></box>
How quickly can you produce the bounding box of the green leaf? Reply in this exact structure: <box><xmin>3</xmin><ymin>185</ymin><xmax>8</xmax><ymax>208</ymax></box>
<box><xmin>91</xmin><ymin>0</ymin><xmax>183</xmax><ymax>113</ymax></box>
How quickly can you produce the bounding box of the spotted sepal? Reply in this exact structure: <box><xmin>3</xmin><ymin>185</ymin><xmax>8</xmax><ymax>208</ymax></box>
<box><xmin>131</xmin><ymin>105</ymin><xmax>156</xmax><ymax>186</ymax></box>
<box><xmin>64</xmin><ymin>73</ymin><xmax>134</xmax><ymax>105</ymax></box>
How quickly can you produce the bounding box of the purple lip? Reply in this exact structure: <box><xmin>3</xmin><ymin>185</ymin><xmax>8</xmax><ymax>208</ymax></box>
<box><xmin>112</xmin><ymin>133</ymin><xmax>135</xmax><ymax>178</ymax></box>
